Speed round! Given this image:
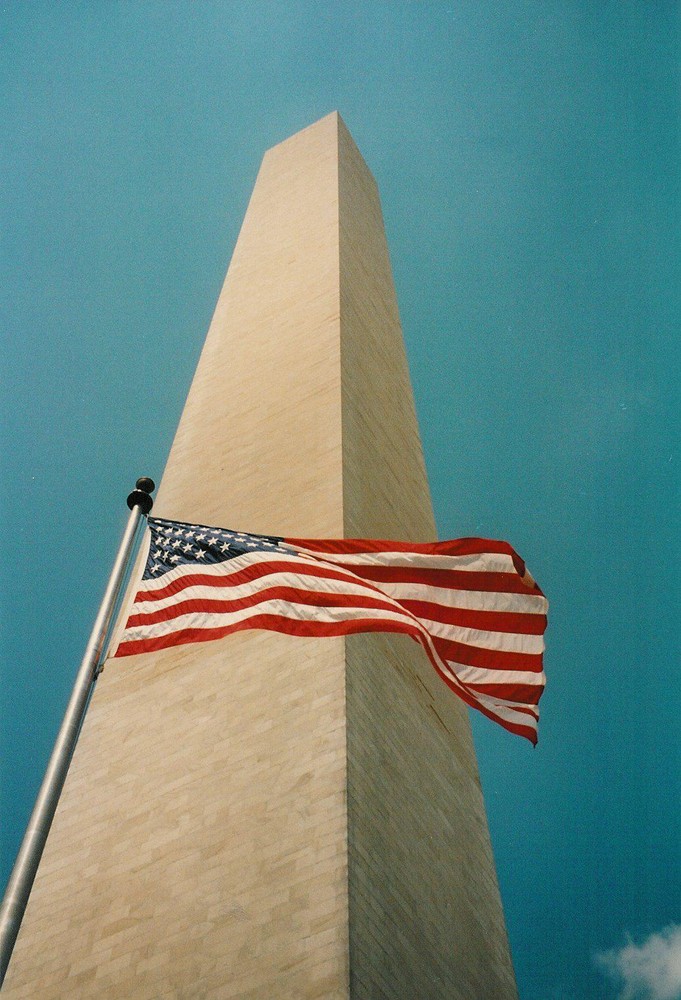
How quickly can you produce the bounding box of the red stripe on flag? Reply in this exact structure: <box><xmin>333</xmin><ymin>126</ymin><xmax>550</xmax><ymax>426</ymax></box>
<box><xmin>329</xmin><ymin>563</ymin><xmax>540</xmax><ymax>595</ymax></box>
<box><xmin>133</xmin><ymin>558</ymin><xmax>376</xmax><ymax>604</ymax></box>
<box><xmin>401</xmin><ymin>599</ymin><xmax>547</xmax><ymax>634</ymax></box>
<box><xmin>286</xmin><ymin>535</ymin><xmax>518</xmax><ymax>558</ymax></box>
<box><xmin>126</xmin><ymin>587</ymin><xmax>406</xmax><ymax>629</ymax></box>
<box><xmin>434</xmin><ymin>637</ymin><xmax>544</xmax><ymax>673</ymax></box>
<box><xmin>116</xmin><ymin>612</ymin><xmax>424</xmax><ymax>657</ymax></box>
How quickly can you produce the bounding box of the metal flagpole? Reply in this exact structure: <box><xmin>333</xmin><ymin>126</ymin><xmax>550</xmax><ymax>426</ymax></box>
<box><xmin>0</xmin><ymin>477</ymin><xmax>155</xmax><ymax>989</ymax></box>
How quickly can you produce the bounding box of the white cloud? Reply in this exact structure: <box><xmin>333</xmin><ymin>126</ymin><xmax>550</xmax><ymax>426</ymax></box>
<box><xmin>595</xmin><ymin>925</ymin><xmax>681</xmax><ymax>1000</ymax></box>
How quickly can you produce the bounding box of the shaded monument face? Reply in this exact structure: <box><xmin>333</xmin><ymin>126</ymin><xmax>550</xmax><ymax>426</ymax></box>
<box><xmin>3</xmin><ymin>113</ymin><xmax>517</xmax><ymax>999</ymax></box>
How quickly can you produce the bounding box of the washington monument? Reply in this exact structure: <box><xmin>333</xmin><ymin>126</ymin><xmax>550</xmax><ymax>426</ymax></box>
<box><xmin>3</xmin><ymin>113</ymin><xmax>518</xmax><ymax>999</ymax></box>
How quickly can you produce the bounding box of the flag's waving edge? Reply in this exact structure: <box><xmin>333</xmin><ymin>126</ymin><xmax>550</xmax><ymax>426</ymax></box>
<box><xmin>114</xmin><ymin>517</ymin><xmax>548</xmax><ymax>744</ymax></box>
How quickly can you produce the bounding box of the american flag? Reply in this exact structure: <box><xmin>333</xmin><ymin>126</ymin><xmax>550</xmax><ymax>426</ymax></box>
<box><xmin>114</xmin><ymin>516</ymin><xmax>548</xmax><ymax>744</ymax></box>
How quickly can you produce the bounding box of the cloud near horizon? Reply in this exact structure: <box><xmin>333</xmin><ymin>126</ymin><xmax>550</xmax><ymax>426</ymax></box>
<box><xmin>595</xmin><ymin>925</ymin><xmax>681</xmax><ymax>1000</ymax></box>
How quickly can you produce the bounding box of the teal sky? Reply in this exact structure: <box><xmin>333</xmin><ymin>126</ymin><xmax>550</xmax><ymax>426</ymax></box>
<box><xmin>1</xmin><ymin>4</ymin><xmax>679</xmax><ymax>998</ymax></box>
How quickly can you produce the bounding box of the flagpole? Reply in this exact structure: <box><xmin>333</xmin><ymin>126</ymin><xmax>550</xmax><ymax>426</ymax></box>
<box><xmin>0</xmin><ymin>477</ymin><xmax>155</xmax><ymax>989</ymax></box>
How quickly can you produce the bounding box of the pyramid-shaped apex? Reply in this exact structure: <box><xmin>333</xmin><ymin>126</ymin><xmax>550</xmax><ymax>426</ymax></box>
<box><xmin>262</xmin><ymin>111</ymin><xmax>373</xmax><ymax>198</ymax></box>
<box><xmin>266</xmin><ymin>111</ymin><xmax>357</xmax><ymax>156</ymax></box>
<box><xmin>309</xmin><ymin>109</ymin><xmax>345</xmax><ymax>129</ymax></box>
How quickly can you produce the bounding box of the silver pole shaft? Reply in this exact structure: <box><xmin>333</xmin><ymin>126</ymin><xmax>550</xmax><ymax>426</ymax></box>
<box><xmin>0</xmin><ymin>488</ymin><xmax>152</xmax><ymax>988</ymax></box>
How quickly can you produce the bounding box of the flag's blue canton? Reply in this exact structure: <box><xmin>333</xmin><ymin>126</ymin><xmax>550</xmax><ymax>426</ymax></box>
<box><xmin>144</xmin><ymin>517</ymin><xmax>284</xmax><ymax>581</ymax></box>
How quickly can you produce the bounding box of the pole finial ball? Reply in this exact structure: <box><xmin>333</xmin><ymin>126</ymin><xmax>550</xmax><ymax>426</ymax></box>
<box><xmin>127</xmin><ymin>477</ymin><xmax>155</xmax><ymax>515</ymax></box>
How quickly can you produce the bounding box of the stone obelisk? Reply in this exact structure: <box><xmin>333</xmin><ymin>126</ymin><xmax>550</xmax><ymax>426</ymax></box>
<box><xmin>3</xmin><ymin>113</ymin><xmax>517</xmax><ymax>998</ymax></box>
